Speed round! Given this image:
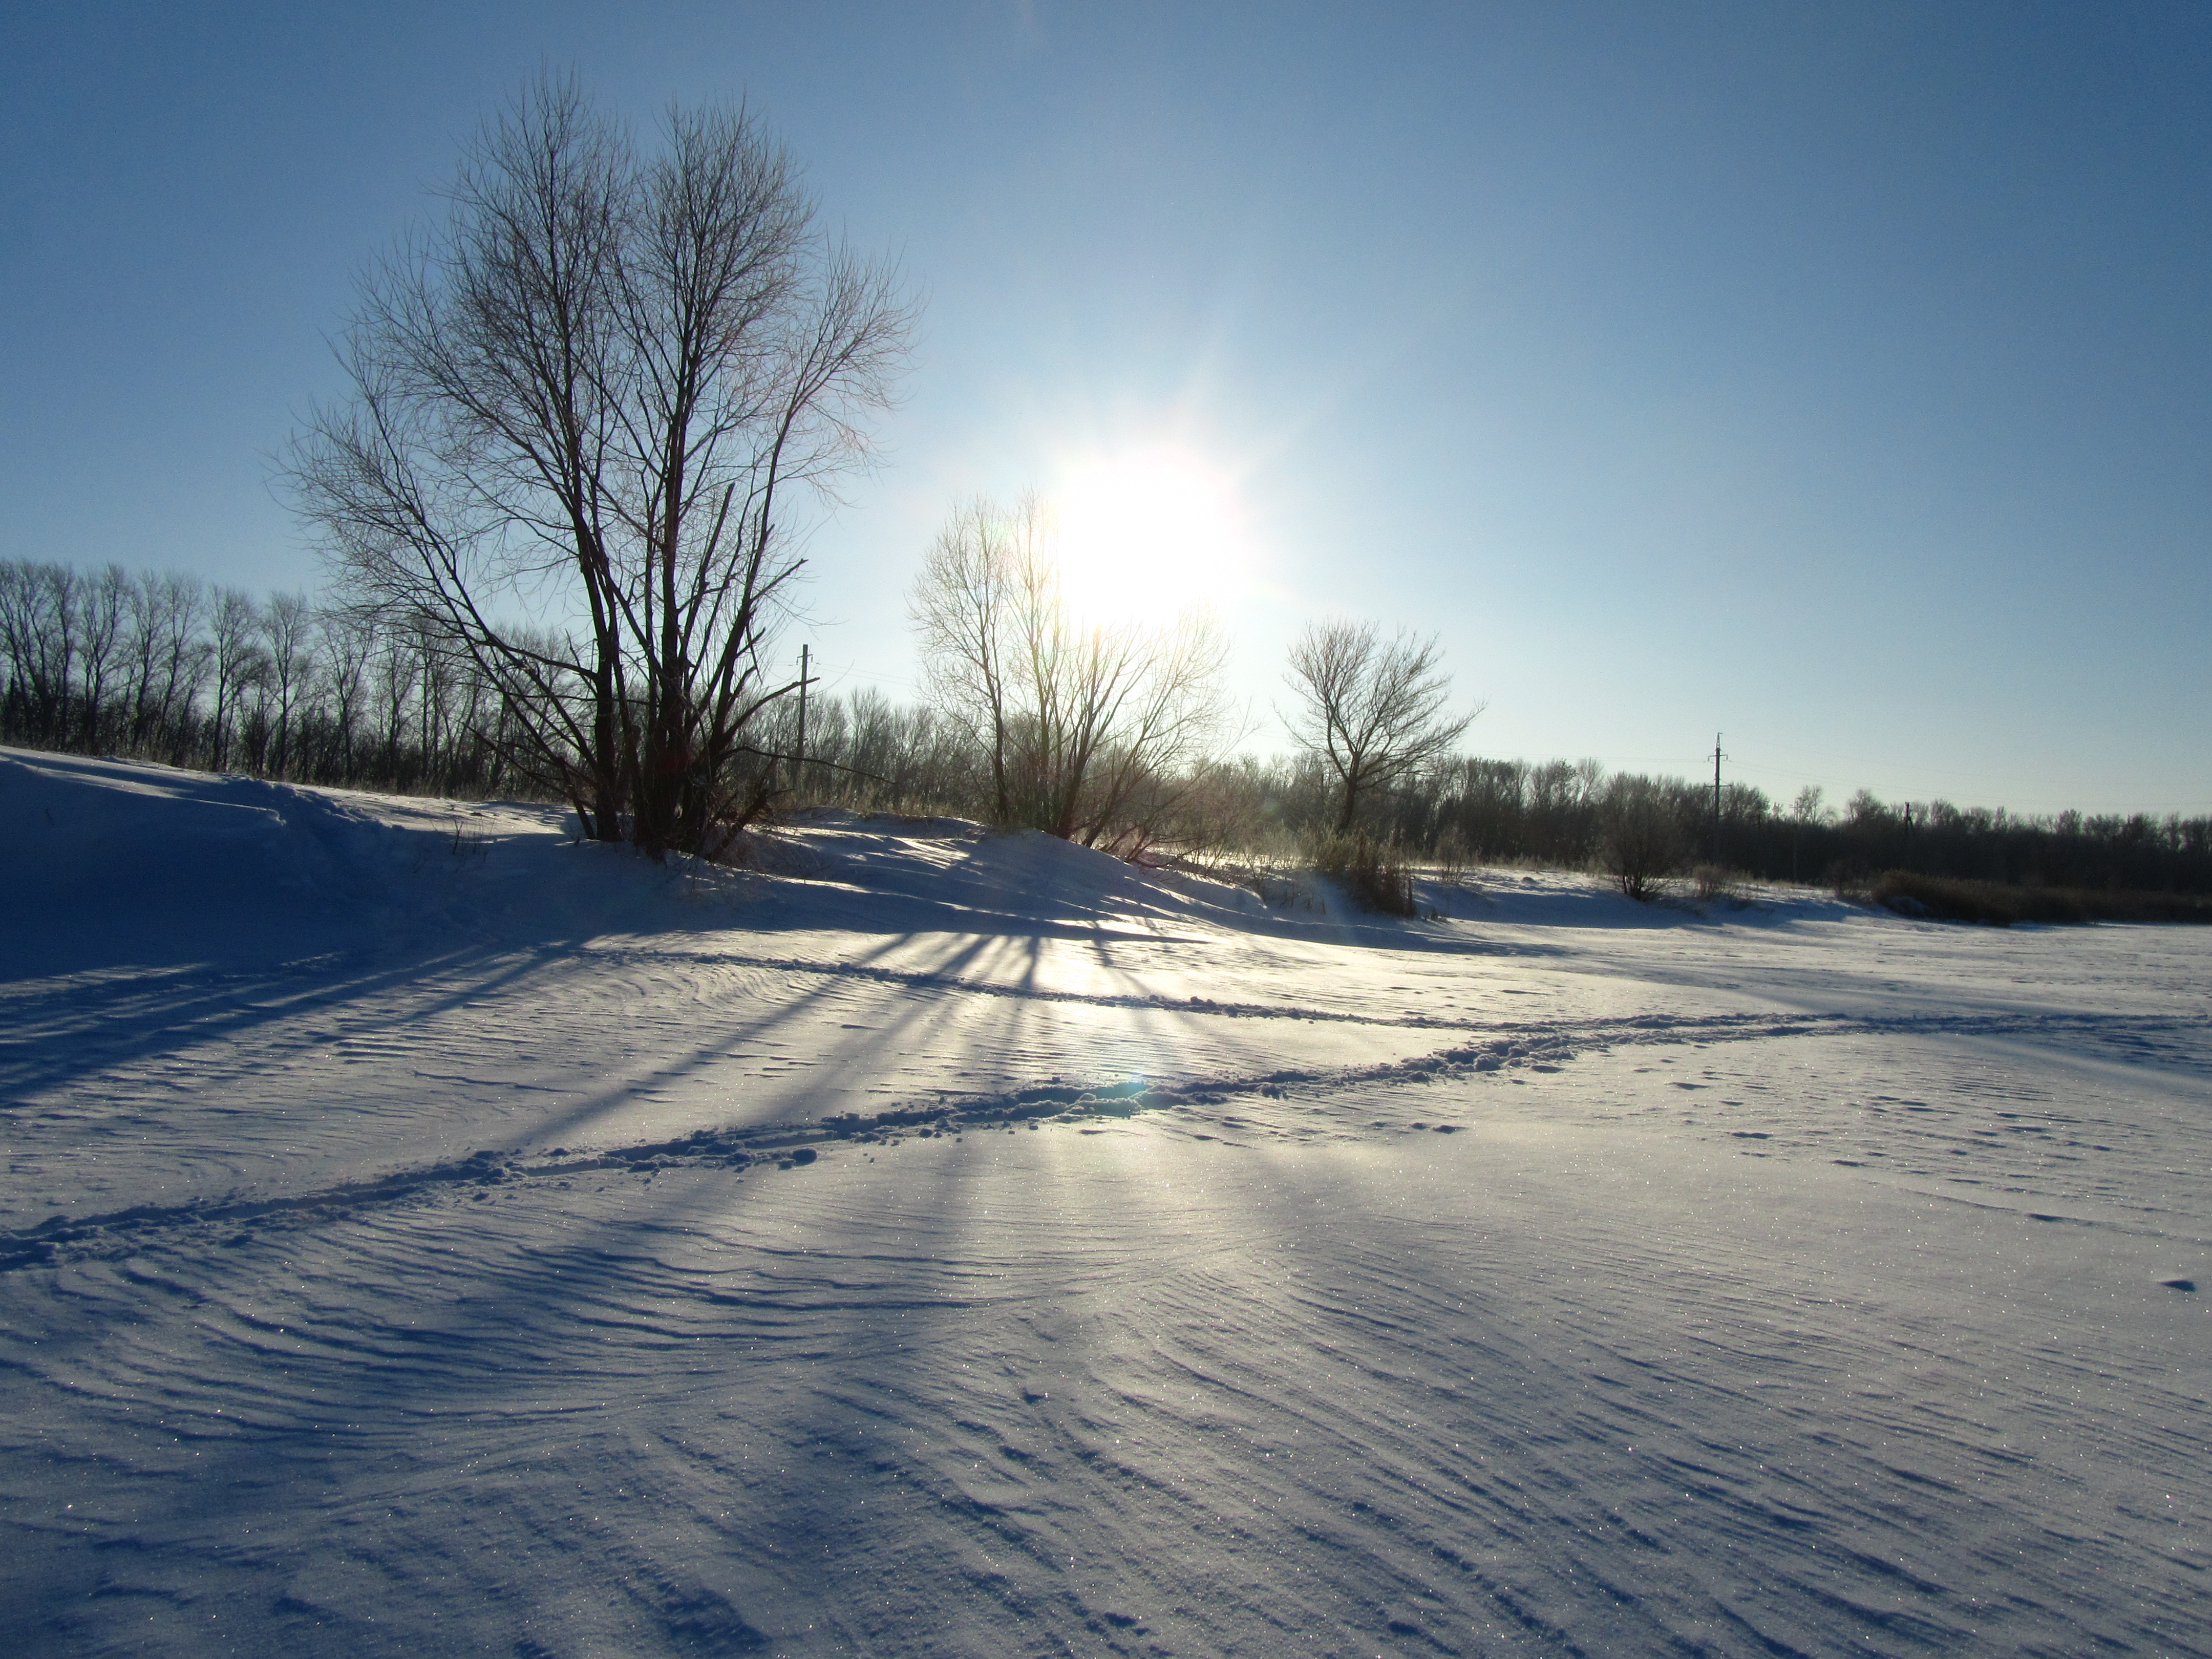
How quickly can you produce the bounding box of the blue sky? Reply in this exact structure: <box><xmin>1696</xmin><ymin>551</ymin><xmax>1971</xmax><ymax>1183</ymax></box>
<box><xmin>5</xmin><ymin>2</ymin><xmax>2207</xmax><ymax>814</ymax></box>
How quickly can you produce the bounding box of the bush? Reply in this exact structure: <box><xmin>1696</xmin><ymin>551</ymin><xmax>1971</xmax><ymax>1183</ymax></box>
<box><xmin>1867</xmin><ymin>870</ymin><xmax>2212</xmax><ymax>926</ymax></box>
<box><xmin>1312</xmin><ymin>832</ymin><xmax>1419</xmax><ymax>917</ymax></box>
<box><xmin>1433</xmin><ymin>828</ymin><xmax>1472</xmax><ymax>889</ymax></box>
<box><xmin>1691</xmin><ymin>863</ymin><xmax>1746</xmax><ymax>903</ymax></box>
<box><xmin>1600</xmin><ymin>776</ymin><xmax>1687</xmax><ymax>902</ymax></box>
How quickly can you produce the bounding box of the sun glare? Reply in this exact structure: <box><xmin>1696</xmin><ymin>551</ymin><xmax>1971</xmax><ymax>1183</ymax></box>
<box><xmin>1049</xmin><ymin>446</ymin><xmax>1251</xmax><ymax>623</ymax></box>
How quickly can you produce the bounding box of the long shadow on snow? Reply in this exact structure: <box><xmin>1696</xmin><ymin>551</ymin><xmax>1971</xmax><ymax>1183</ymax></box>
<box><xmin>510</xmin><ymin>929</ymin><xmax>1036</xmax><ymax>1153</ymax></box>
<box><xmin>0</xmin><ymin>937</ymin><xmax>605</xmax><ymax>1108</ymax></box>
<box><xmin>0</xmin><ymin>1173</ymin><xmax>835</xmax><ymax>1653</ymax></box>
<box><xmin>0</xmin><ymin>826</ymin><xmax>1271</xmax><ymax>1105</ymax></box>
<box><xmin>4</xmin><ymin>1100</ymin><xmax>1235</xmax><ymax>1651</ymax></box>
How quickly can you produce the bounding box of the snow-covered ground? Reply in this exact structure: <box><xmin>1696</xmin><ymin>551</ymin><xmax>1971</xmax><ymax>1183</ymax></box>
<box><xmin>3</xmin><ymin>747</ymin><xmax>2207</xmax><ymax>1657</ymax></box>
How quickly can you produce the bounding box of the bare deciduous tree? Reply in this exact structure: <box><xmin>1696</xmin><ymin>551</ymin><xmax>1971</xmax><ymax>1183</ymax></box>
<box><xmin>290</xmin><ymin>73</ymin><xmax>914</xmax><ymax>853</ymax></box>
<box><xmin>909</xmin><ymin>493</ymin><xmax>1232</xmax><ymax>849</ymax></box>
<box><xmin>317</xmin><ymin>609</ymin><xmax>378</xmax><ymax>778</ymax></box>
<box><xmin>207</xmin><ymin>587</ymin><xmax>265</xmax><ymax>772</ymax></box>
<box><xmin>1786</xmin><ymin>783</ymin><xmax>1831</xmax><ymax>882</ymax></box>
<box><xmin>910</xmin><ymin>496</ymin><xmax>1040</xmax><ymax>824</ymax></box>
<box><xmin>261</xmin><ymin>592</ymin><xmax>317</xmax><ymax>778</ymax></box>
<box><xmin>120</xmin><ymin>571</ymin><xmax>208</xmax><ymax>752</ymax></box>
<box><xmin>0</xmin><ymin>562</ymin><xmax>77</xmax><ymax>742</ymax></box>
<box><xmin>1283</xmin><ymin>622</ymin><xmax>1477</xmax><ymax>835</ymax></box>
<box><xmin>76</xmin><ymin>566</ymin><xmax>130</xmax><ymax>750</ymax></box>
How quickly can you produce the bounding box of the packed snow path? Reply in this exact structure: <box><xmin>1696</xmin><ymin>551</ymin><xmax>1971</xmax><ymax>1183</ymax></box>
<box><xmin>3</xmin><ymin>750</ymin><xmax>2207</xmax><ymax>1656</ymax></box>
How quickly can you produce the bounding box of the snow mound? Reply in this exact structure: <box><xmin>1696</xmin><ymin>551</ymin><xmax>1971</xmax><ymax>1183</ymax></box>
<box><xmin>745</xmin><ymin>810</ymin><xmax>1266</xmax><ymax>938</ymax></box>
<box><xmin>1</xmin><ymin>749</ymin><xmax>739</xmax><ymax>975</ymax></box>
<box><xmin>4</xmin><ymin>750</ymin><xmax>407</xmax><ymax>971</ymax></box>
<box><xmin>6</xmin><ymin>748</ymin><xmax>1864</xmax><ymax>985</ymax></box>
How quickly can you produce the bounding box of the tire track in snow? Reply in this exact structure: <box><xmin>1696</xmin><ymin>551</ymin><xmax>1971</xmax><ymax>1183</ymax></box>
<box><xmin>8</xmin><ymin>1002</ymin><xmax>2198</xmax><ymax>1270</ymax></box>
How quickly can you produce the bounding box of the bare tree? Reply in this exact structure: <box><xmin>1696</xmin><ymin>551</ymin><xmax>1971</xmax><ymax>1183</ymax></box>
<box><xmin>207</xmin><ymin>587</ymin><xmax>265</xmax><ymax>772</ymax></box>
<box><xmin>154</xmin><ymin>574</ymin><xmax>208</xmax><ymax>753</ymax></box>
<box><xmin>370</xmin><ymin>625</ymin><xmax>416</xmax><ymax>781</ymax></box>
<box><xmin>1050</xmin><ymin>609</ymin><xmax>1234</xmax><ymax>852</ymax></box>
<box><xmin>76</xmin><ymin>566</ymin><xmax>130</xmax><ymax>750</ymax></box>
<box><xmin>909</xmin><ymin>493</ymin><xmax>1232</xmax><ymax>848</ymax></box>
<box><xmin>909</xmin><ymin>496</ymin><xmax>1035</xmax><ymax>823</ymax></box>
<box><xmin>1788</xmin><ymin>783</ymin><xmax>1830</xmax><ymax>883</ymax></box>
<box><xmin>1283</xmin><ymin>622</ymin><xmax>1477</xmax><ymax>835</ymax></box>
<box><xmin>120</xmin><ymin>571</ymin><xmax>207</xmax><ymax>751</ymax></box>
<box><xmin>0</xmin><ymin>562</ymin><xmax>77</xmax><ymax>743</ymax></box>
<box><xmin>317</xmin><ymin>607</ymin><xmax>379</xmax><ymax>778</ymax></box>
<box><xmin>261</xmin><ymin>591</ymin><xmax>317</xmax><ymax>778</ymax></box>
<box><xmin>290</xmin><ymin>72</ymin><xmax>914</xmax><ymax>853</ymax></box>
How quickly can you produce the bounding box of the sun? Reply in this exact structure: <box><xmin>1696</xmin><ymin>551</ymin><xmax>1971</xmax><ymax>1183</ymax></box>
<box><xmin>1049</xmin><ymin>446</ymin><xmax>1252</xmax><ymax>623</ymax></box>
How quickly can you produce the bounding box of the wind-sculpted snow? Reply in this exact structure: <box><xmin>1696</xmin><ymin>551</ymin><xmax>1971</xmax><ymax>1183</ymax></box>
<box><xmin>3</xmin><ymin>752</ymin><xmax>2208</xmax><ymax>1656</ymax></box>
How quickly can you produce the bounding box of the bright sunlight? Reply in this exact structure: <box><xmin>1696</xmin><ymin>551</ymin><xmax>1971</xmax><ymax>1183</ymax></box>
<box><xmin>1049</xmin><ymin>445</ymin><xmax>1252</xmax><ymax>622</ymax></box>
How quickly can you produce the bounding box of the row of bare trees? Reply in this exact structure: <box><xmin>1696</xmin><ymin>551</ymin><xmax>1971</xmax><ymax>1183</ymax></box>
<box><xmin>0</xmin><ymin>560</ymin><xmax>526</xmax><ymax>795</ymax></box>
<box><xmin>900</xmin><ymin>485</ymin><xmax>1502</xmax><ymax>863</ymax></box>
<box><xmin>15</xmin><ymin>545</ymin><xmax>2204</xmax><ymax>896</ymax></box>
<box><xmin>1317</xmin><ymin>755</ymin><xmax>2212</xmax><ymax>896</ymax></box>
<box><xmin>143</xmin><ymin>72</ymin><xmax>1485</xmax><ymax>868</ymax></box>
<box><xmin>37</xmin><ymin>72</ymin><xmax>2197</xmax><ymax>895</ymax></box>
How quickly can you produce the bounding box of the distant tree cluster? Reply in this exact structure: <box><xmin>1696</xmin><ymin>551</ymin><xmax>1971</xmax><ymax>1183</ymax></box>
<box><xmin>1331</xmin><ymin>760</ymin><xmax>2212</xmax><ymax>899</ymax></box>
<box><xmin>1</xmin><ymin>560</ymin><xmax>531</xmax><ymax>795</ymax></box>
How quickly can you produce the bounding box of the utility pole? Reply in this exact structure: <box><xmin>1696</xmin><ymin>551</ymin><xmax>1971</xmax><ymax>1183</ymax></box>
<box><xmin>1711</xmin><ymin>733</ymin><xmax>1725</xmax><ymax>867</ymax></box>
<box><xmin>793</xmin><ymin>644</ymin><xmax>812</xmax><ymax>797</ymax></box>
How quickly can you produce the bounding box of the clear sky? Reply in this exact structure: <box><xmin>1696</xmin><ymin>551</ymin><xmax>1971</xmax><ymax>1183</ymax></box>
<box><xmin>5</xmin><ymin>2</ymin><xmax>2207</xmax><ymax>815</ymax></box>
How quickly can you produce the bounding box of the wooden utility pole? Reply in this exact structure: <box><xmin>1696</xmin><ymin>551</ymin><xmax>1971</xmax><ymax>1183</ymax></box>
<box><xmin>794</xmin><ymin>644</ymin><xmax>812</xmax><ymax>796</ymax></box>
<box><xmin>1711</xmin><ymin>733</ymin><xmax>1725</xmax><ymax>866</ymax></box>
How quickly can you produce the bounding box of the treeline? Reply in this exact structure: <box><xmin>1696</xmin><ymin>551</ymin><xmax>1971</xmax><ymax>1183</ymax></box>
<box><xmin>1350</xmin><ymin>762</ymin><xmax>2212</xmax><ymax>898</ymax></box>
<box><xmin>775</xmin><ymin>707</ymin><xmax>2212</xmax><ymax>897</ymax></box>
<box><xmin>0</xmin><ymin>558</ymin><xmax>964</xmax><ymax>819</ymax></box>
<box><xmin>9</xmin><ymin>555</ymin><xmax>2208</xmax><ymax>898</ymax></box>
<box><xmin>1</xmin><ymin>561</ymin><xmax>534</xmax><ymax>797</ymax></box>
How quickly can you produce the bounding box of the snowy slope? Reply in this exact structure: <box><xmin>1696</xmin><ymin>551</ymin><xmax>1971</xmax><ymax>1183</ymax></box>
<box><xmin>2</xmin><ymin>748</ymin><xmax>2207</xmax><ymax>1656</ymax></box>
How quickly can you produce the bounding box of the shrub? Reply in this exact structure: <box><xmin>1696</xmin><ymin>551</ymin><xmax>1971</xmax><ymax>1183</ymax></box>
<box><xmin>1433</xmin><ymin>828</ymin><xmax>1472</xmax><ymax>889</ymax></box>
<box><xmin>1691</xmin><ymin>863</ymin><xmax>1746</xmax><ymax>903</ymax></box>
<box><xmin>1312</xmin><ymin>832</ymin><xmax>1419</xmax><ymax>917</ymax></box>
<box><xmin>1600</xmin><ymin>775</ymin><xmax>1687</xmax><ymax>902</ymax></box>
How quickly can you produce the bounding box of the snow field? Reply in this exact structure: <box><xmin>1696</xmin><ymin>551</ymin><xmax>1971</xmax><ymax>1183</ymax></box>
<box><xmin>2</xmin><ymin>749</ymin><xmax>2207</xmax><ymax>1655</ymax></box>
